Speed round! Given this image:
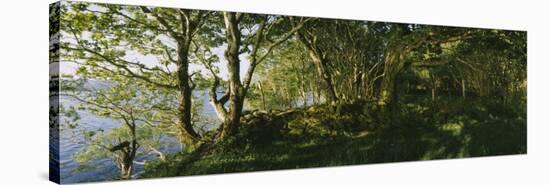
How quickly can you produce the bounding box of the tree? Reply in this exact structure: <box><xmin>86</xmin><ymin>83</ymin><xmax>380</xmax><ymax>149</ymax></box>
<box><xmin>60</xmin><ymin>2</ymin><xmax>210</xmax><ymax>150</ymax></box>
<box><xmin>294</xmin><ymin>19</ymin><xmax>339</xmax><ymax>102</ymax></box>
<box><xmin>376</xmin><ymin>25</ymin><xmax>476</xmax><ymax>107</ymax></box>
<box><xmin>246</xmin><ymin>41</ymin><xmax>317</xmax><ymax>110</ymax></box>
<box><xmin>291</xmin><ymin>20</ymin><xmax>396</xmax><ymax>104</ymax></box>
<box><xmin>197</xmin><ymin>13</ymin><xmax>311</xmax><ymax>140</ymax></box>
<box><xmin>60</xmin><ymin>79</ymin><xmax>173</xmax><ymax>179</ymax></box>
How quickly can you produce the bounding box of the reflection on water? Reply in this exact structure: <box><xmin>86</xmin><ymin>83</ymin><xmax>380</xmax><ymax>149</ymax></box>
<box><xmin>58</xmin><ymin>91</ymin><xmax>219</xmax><ymax>183</ymax></box>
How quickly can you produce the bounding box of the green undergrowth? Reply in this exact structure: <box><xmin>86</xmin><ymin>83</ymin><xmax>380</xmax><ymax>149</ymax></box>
<box><xmin>142</xmin><ymin>97</ymin><xmax>526</xmax><ymax>178</ymax></box>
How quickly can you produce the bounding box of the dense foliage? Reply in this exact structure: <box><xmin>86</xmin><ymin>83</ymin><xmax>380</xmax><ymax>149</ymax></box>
<box><xmin>56</xmin><ymin>1</ymin><xmax>526</xmax><ymax>182</ymax></box>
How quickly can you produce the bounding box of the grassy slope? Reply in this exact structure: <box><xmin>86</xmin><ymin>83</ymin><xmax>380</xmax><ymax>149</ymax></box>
<box><xmin>142</xmin><ymin>96</ymin><xmax>526</xmax><ymax>178</ymax></box>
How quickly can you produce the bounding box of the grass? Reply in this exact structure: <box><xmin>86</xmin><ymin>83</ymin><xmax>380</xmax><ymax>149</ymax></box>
<box><xmin>142</xmin><ymin>95</ymin><xmax>526</xmax><ymax>178</ymax></box>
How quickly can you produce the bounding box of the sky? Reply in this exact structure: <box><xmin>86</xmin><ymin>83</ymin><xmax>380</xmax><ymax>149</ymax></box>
<box><xmin>59</xmin><ymin>43</ymin><xmax>251</xmax><ymax>81</ymax></box>
<box><xmin>59</xmin><ymin>31</ymin><xmax>250</xmax><ymax>80</ymax></box>
<box><xmin>58</xmin><ymin>2</ymin><xmax>252</xmax><ymax>81</ymax></box>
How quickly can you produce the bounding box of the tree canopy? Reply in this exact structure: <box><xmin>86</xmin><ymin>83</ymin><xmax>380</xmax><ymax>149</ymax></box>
<box><xmin>54</xmin><ymin>1</ymin><xmax>526</xmax><ymax>182</ymax></box>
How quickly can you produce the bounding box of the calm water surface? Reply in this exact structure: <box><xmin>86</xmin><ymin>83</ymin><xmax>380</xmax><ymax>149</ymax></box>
<box><xmin>58</xmin><ymin>91</ymin><xmax>219</xmax><ymax>183</ymax></box>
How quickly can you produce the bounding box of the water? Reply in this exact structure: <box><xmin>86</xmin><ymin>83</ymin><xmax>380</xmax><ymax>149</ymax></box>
<box><xmin>57</xmin><ymin>91</ymin><xmax>220</xmax><ymax>183</ymax></box>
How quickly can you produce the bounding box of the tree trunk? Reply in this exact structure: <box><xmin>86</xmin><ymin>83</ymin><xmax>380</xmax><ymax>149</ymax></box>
<box><xmin>296</xmin><ymin>33</ymin><xmax>338</xmax><ymax>103</ymax></box>
<box><xmin>119</xmin><ymin>161</ymin><xmax>133</xmax><ymax>180</ymax></box>
<box><xmin>176</xmin><ymin>41</ymin><xmax>201</xmax><ymax>150</ymax></box>
<box><xmin>112</xmin><ymin>139</ymin><xmax>138</xmax><ymax>180</ymax></box>
<box><xmin>309</xmin><ymin>50</ymin><xmax>338</xmax><ymax>103</ymax></box>
<box><xmin>219</xmin><ymin>12</ymin><xmax>244</xmax><ymax>140</ymax></box>
<box><xmin>378</xmin><ymin>49</ymin><xmax>406</xmax><ymax>106</ymax></box>
<box><xmin>353</xmin><ymin>66</ymin><xmax>363</xmax><ymax>99</ymax></box>
<box><xmin>461</xmin><ymin>78</ymin><xmax>466</xmax><ymax>99</ymax></box>
<box><xmin>257</xmin><ymin>81</ymin><xmax>266</xmax><ymax>110</ymax></box>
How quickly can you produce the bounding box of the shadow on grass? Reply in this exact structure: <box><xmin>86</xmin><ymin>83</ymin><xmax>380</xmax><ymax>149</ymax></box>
<box><xmin>143</xmin><ymin>98</ymin><xmax>526</xmax><ymax>178</ymax></box>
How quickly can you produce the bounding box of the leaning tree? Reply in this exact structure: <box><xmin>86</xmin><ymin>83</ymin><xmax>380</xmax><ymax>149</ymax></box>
<box><xmin>60</xmin><ymin>2</ymin><xmax>211</xmax><ymax>150</ymax></box>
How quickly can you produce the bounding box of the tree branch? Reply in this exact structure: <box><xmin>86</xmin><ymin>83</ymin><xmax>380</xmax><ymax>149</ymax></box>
<box><xmin>242</xmin><ymin>17</ymin><xmax>313</xmax><ymax>93</ymax></box>
<box><xmin>142</xmin><ymin>7</ymin><xmax>182</xmax><ymax>40</ymax></box>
